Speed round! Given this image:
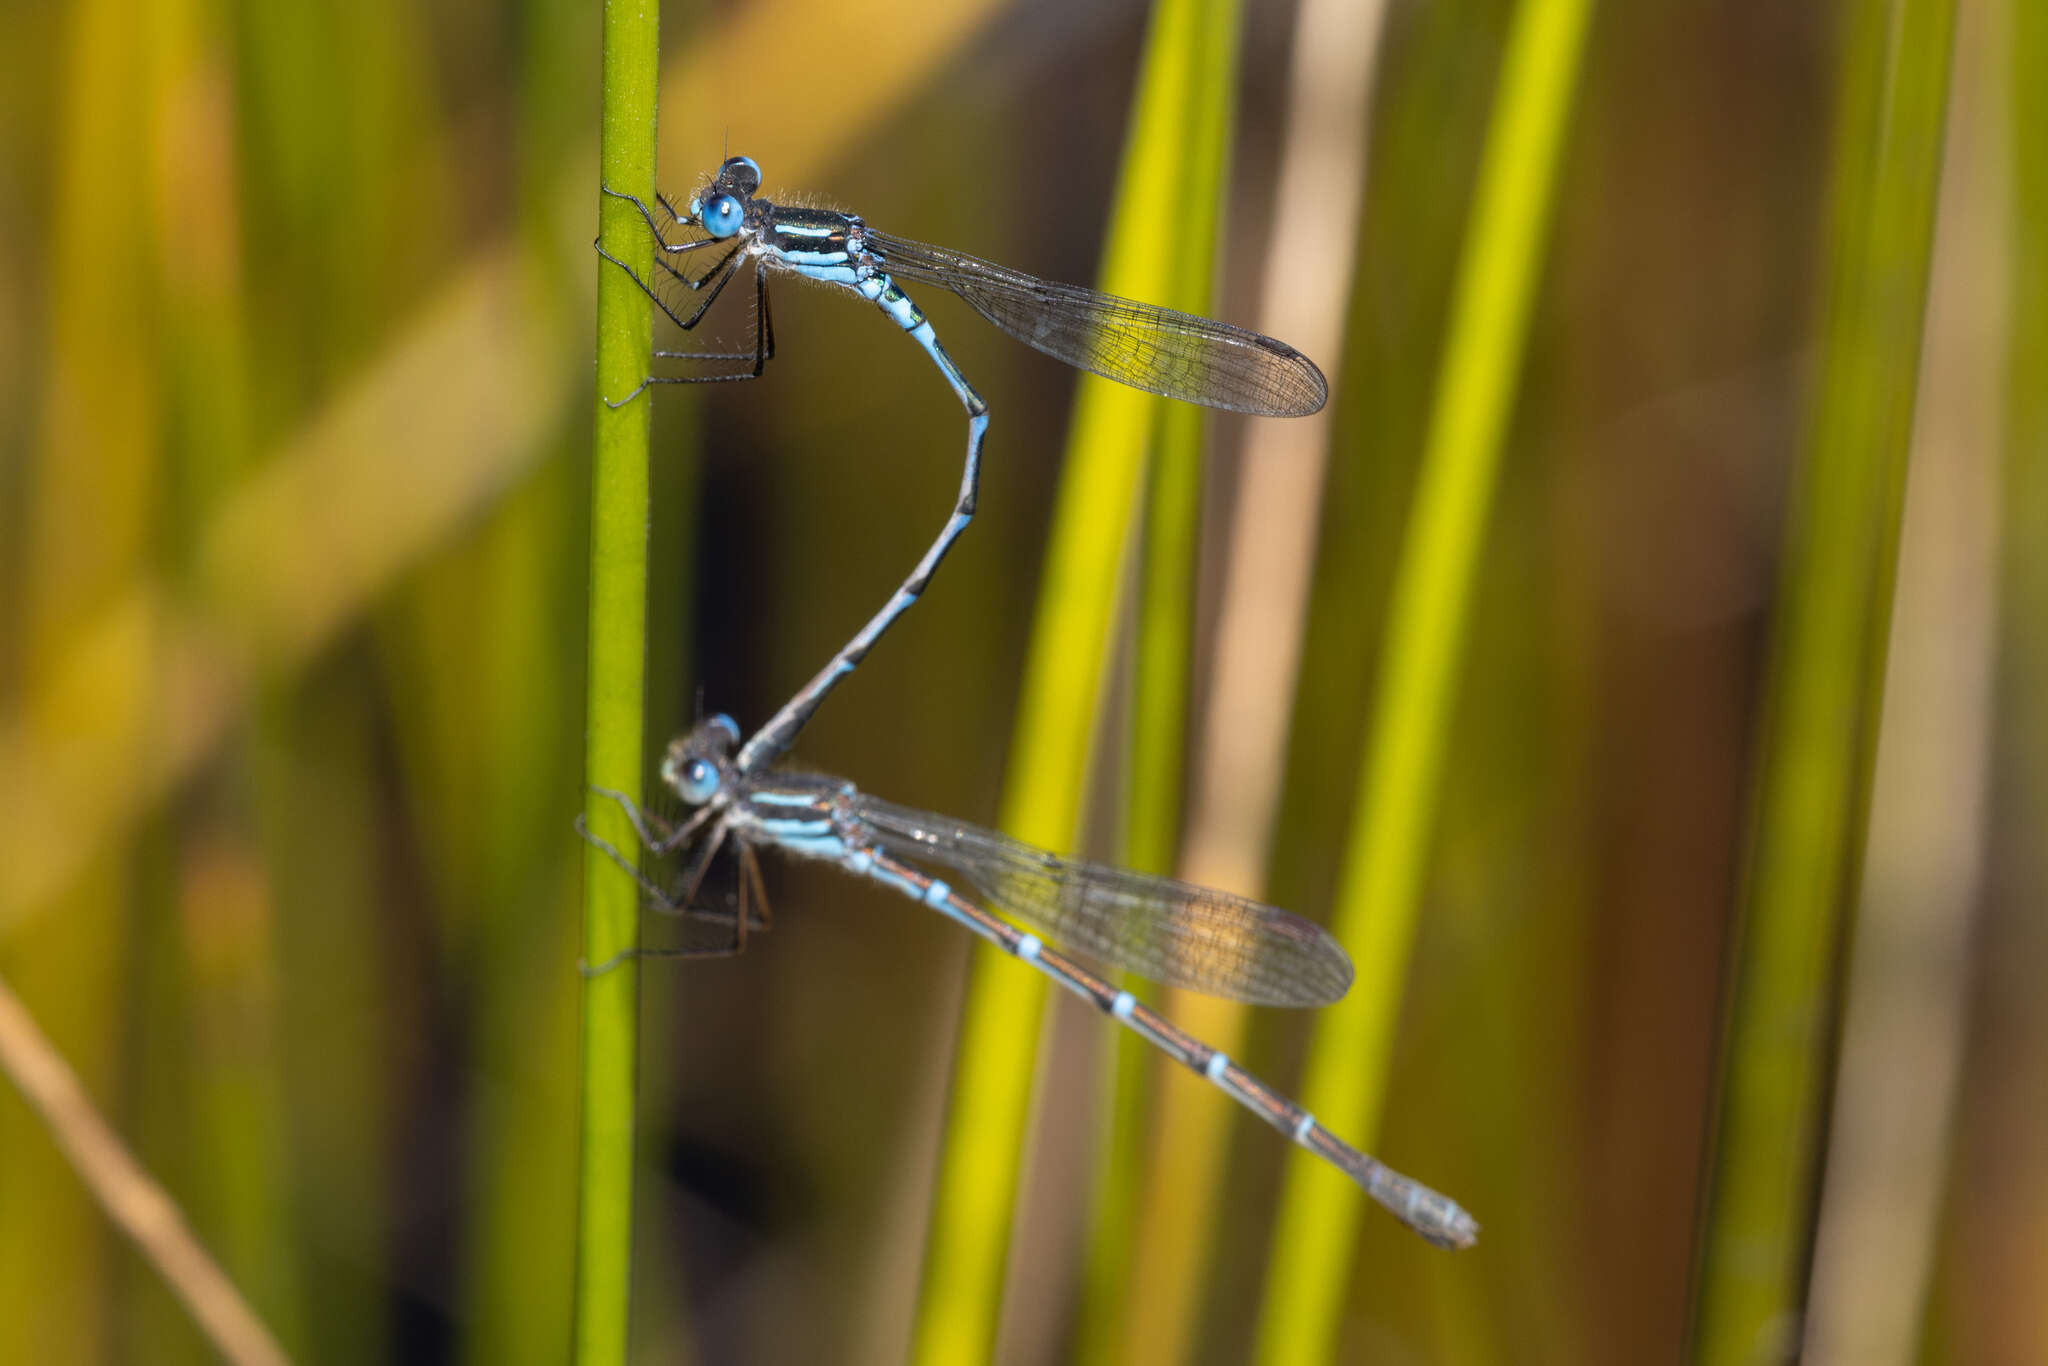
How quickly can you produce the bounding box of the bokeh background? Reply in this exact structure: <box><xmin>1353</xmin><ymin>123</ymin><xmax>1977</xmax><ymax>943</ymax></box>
<box><xmin>1</xmin><ymin>0</ymin><xmax>2042</xmax><ymax>1362</ymax></box>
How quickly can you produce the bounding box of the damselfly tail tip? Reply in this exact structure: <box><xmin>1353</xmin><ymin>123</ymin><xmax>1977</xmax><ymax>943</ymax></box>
<box><xmin>1432</xmin><ymin>1204</ymin><xmax>1481</xmax><ymax>1252</ymax></box>
<box><xmin>1367</xmin><ymin>1169</ymin><xmax>1479</xmax><ymax>1250</ymax></box>
<box><xmin>1402</xmin><ymin>1189</ymin><xmax>1480</xmax><ymax>1251</ymax></box>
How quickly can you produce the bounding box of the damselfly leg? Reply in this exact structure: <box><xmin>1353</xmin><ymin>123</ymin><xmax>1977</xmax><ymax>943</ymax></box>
<box><xmin>595</xmin><ymin>184</ymin><xmax>774</xmax><ymax>403</ymax></box>
<box><xmin>576</xmin><ymin>789</ymin><xmax>773</xmax><ymax>975</ymax></box>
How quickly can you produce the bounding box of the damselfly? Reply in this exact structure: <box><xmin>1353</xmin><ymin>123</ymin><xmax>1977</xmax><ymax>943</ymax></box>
<box><xmin>580</xmin><ymin>714</ymin><xmax>1478</xmax><ymax>1251</ymax></box>
<box><xmin>595</xmin><ymin>156</ymin><xmax>1328</xmax><ymax>775</ymax></box>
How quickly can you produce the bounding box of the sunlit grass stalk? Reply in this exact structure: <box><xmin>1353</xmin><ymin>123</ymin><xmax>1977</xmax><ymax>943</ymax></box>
<box><xmin>2008</xmin><ymin>0</ymin><xmax>2048</xmax><ymax>898</ymax></box>
<box><xmin>575</xmin><ymin>0</ymin><xmax>660</xmax><ymax>1360</ymax></box>
<box><xmin>1690</xmin><ymin>1</ymin><xmax>1956</xmax><ymax>1360</ymax></box>
<box><xmin>907</xmin><ymin>2</ymin><xmax>1236</xmax><ymax>1361</ymax></box>
<box><xmin>1075</xmin><ymin>2</ymin><xmax>1242</xmax><ymax>1359</ymax></box>
<box><xmin>1070</xmin><ymin>411</ymin><xmax>1201</xmax><ymax>1366</ymax></box>
<box><xmin>6</xmin><ymin>0</ymin><xmax>159</xmax><ymax>1355</ymax></box>
<box><xmin>1071</xmin><ymin>402</ymin><xmax>1207</xmax><ymax>1366</ymax></box>
<box><xmin>1253</xmin><ymin>0</ymin><xmax>1592</xmax><ymax>1361</ymax></box>
<box><xmin>462</xmin><ymin>3</ymin><xmax>605</xmax><ymax>1360</ymax></box>
<box><xmin>1951</xmin><ymin>9</ymin><xmax>2048</xmax><ymax>1352</ymax></box>
<box><xmin>1074</xmin><ymin>381</ymin><xmax>1217</xmax><ymax>1366</ymax></box>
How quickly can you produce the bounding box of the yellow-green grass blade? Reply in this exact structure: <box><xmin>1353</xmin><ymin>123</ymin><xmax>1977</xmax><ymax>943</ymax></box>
<box><xmin>1919</xmin><ymin>0</ymin><xmax>2048</xmax><ymax>1356</ymax></box>
<box><xmin>1691</xmin><ymin>1</ymin><xmax>1957</xmax><ymax>1361</ymax></box>
<box><xmin>1797</xmin><ymin>3</ymin><xmax>2006</xmax><ymax>1357</ymax></box>
<box><xmin>3</xmin><ymin>0</ymin><xmax>163</xmax><ymax>1354</ymax></box>
<box><xmin>576</xmin><ymin>0</ymin><xmax>661</xmax><ymax>1358</ymax></box>
<box><xmin>458</xmin><ymin>1</ymin><xmax>603</xmax><ymax>1361</ymax></box>
<box><xmin>909</xmin><ymin>2</ymin><xmax>1246</xmax><ymax>1362</ymax></box>
<box><xmin>1078</xmin><ymin>3</ymin><xmax>1244</xmax><ymax>1362</ymax></box>
<box><xmin>1071</xmin><ymin>410</ymin><xmax>1210</xmax><ymax>1366</ymax></box>
<box><xmin>1255</xmin><ymin>0</ymin><xmax>1594</xmax><ymax>1361</ymax></box>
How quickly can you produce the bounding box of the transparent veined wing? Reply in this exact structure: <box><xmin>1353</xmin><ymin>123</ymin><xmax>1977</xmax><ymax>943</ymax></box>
<box><xmin>865</xmin><ymin>230</ymin><xmax>1328</xmax><ymax>418</ymax></box>
<box><xmin>854</xmin><ymin>796</ymin><xmax>1352</xmax><ymax>1007</ymax></box>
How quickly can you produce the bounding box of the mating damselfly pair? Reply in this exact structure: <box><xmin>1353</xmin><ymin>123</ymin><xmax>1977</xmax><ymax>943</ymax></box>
<box><xmin>587</xmin><ymin>156</ymin><xmax>1477</xmax><ymax>1250</ymax></box>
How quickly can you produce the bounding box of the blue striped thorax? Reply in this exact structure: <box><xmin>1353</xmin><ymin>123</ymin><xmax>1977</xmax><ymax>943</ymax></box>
<box><xmin>762</xmin><ymin>208</ymin><xmax>876</xmax><ymax>284</ymax></box>
<box><xmin>730</xmin><ymin>775</ymin><xmax>845</xmax><ymax>860</ymax></box>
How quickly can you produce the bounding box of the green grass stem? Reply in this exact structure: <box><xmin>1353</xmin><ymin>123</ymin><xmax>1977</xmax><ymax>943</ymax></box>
<box><xmin>1254</xmin><ymin>1</ymin><xmax>1592</xmax><ymax>1361</ymax></box>
<box><xmin>1077</xmin><ymin>4</ymin><xmax>1241</xmax><ymax>1361</ymax></box>
<box><xmin>908</xmin><ymin>2</ymin><xmax>1241</xmax><ymax>1361</ymax></box>
<box><xmin>575</xmin><ymin>0</ymin><xmax>660</xmax><ymax>1360</ymax></box>
<box><xmin>1690</xmin><ymin>1</ymin><xmax>1956</xmax><ymax>1361</ymax></box>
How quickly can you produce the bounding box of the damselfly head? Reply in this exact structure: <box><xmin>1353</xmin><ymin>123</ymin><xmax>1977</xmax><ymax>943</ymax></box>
<box><xmin>661</xmin><ymin>714</ymin><xmax>741</xmax><ymax>806</ymax></box>
<box><xmin>688</xmin><ymin>156</ymin><xmax>760</xmax><ymax>238</ymax></box>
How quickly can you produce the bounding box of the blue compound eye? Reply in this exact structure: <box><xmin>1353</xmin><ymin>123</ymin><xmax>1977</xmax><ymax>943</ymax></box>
<box><xmin>700</xmin><ymin>193</ymin><xmax>744</xmax><ymax>238</ymax></box>
<box><xmin>678</xmin><ymin>758</ymin><xmax>720</xmax><ymax>804</ymax></box>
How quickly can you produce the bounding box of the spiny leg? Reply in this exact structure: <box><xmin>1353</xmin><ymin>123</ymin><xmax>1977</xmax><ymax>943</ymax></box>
<box><xmin>662</xmin><ymin>241</ymin><xmax>747</xmax><ymax>331</ymax></box>
<box><xmin>587</xmin><ymin>784</ymin><xmax>709</xmax><ymax>857</ymax></box>
<box><xmin>732</xmin><ymin>845</ymin><xmax>755</xmax><ymax>954</ymax></box>
<box><xmin>593</xmin><ymin>184</ymin><xmax>767</xmax><ymax>400</ymax></box>
<box><xmin>592</xmin><ymin>898</ymin><xmax>760</xmax><ymax>969</ymax></box>
<box><xmin>574</xmin><ymin>813</ymin><xmax>682</xmax><ymax>909</ymax></box>
<box><xmin>598</xmin><ymin>184</ymin><xmax>745</xmax><ymax>301</ymax></box>
<box><xmin>648</xmin><ymin>262</ymin><xmax>771</xmax><ymax>369</ymax></box>
<box><xmin>737</xmin><ymin>843</ymin><xmax>775</xmax><ymax>946</ymax></box>
<box><xmin>736</xmin><ymin>274</ymin><xmax>987</xmax><ymax>771</ymax></box>
<box><xmin>608</xmin><ymin>261</ymin><xmax>772</xmax><ymax>407</ymax></box>
<box><xmin>650</xmin><ymin>238</ymin><xmax>740</xmax><ymax>302</ymax></box>
<box><xmin>662</xmin><ymin>823</ymin><xmax>731</xmax><ymax>918</ymax></box>
<box><xmin>634</xmin><ymin>828</ymin><xmax>771</xmax><ymax>965</ymax></box>
<box><xmin>629</xmin><ymin>827</ymin><xmax>754</xmax><ymax>963</ymax></box>
<box><xmin>578</xmin><ymin>822</ymin><xmax>741</xmax><ymax>977</ymax></box>
<box><xmin>576</xmin><ymin>790</ymin><xmax>745</xmax><ymax>975</ymax></box>
<box><xmin>600</xmin><ymin>183</ymin><xmax>695</xmax><ymax>254</ymax></box>
<box><xmin>573</xmin><ymin>808</ymin><xmax>735</xmax><ymax>923</ymax></box>
<box><xmin>593</xmin><ymin>227</ymin><xmax>732</xmax><ymax>332</ymax></box>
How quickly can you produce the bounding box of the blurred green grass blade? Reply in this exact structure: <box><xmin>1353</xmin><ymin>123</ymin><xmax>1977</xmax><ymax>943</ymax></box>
<box><xmin>1940</xmin><ymin>0</ymin><xmax>2048</xmax><ymax>1356</ymax></box>
<box><xmin>1080</xmin><ymin>405</ymin><xmax>1209</xmax><ymax>1366</ymax></box>
<box><xmin>1691</xmin><ymin>1</ymin><xmax>1957</xmax><ymax>1361</ymax></box>
<box><xmin>1122</xmin><ymin>0</ymin><xmax>1239</xmax><ymax>890</ymax></box>
<box><xmin>1255</xmin><ymin>0</ymin><xmax>1593</xmax><ymax>1361</ymax></box>
<box><xmin>3</xmin><ymin>0</ymin><xmax>157</xmax><ymax>1353</ymax></box>
<box><xmin>451</xmin><ymin>478</ymin><xmax>592</xmax><ymax>1366</ymax></box>
<box><xmin>2012</xmin><ymin>3</ymin><xmax>2048</xmax><ymax>558</ymax></box>
<box><xmin>145</xmin><ymin>0</ymin><xmax>306</xmax><ymax>1351</ymax></box>
<box><xmin>1073</xmin><ymin>1009</ymin><xmax>1151</xmax><ymax>1366</ymax></box>
<box><xmin>1072</xmin><ymin>407</ymin><xmax>1208</xmax><ymax>1366</ymax></box>
<box><xmin>909</xmin><ymin>2</ymin><xmax>1240</xmax><ymax>1361</ymax></box>
<box><xmin>463</xmin><ymin>5</ymin><xmax>601</xmax><ymax>1364</ymax></box>
<box><xmin>576</xmin><ymin>0</ymin><xmax>660</xmax><ymax>1359</ymax></box>
<box><xmin>1125</xmin><ymin>288</ymin><xmax>1214</xmax><ymax>889</ymax></box>
<box><xmin>1079</xmin><ymin>3</ymin><xmax>1242</xmax><ymax>1361</ymax></box>
<box><xmin>2006</xmin><ymin>0</ymin><xmax>2048</xmax><ymax>920</ymax></box>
